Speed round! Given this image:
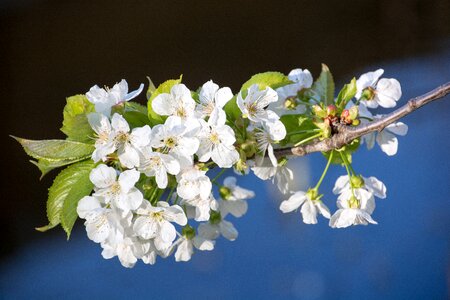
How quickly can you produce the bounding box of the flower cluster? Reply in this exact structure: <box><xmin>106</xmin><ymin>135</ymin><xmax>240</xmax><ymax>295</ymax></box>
<box><xmin>14</xmin><ymin>65</ymin><xmax>409</xmax><ymax>268</ymax></box>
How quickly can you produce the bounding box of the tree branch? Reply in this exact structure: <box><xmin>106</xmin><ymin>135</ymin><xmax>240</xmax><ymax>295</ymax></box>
<box><xmin>275</xmin><ymin>81</ymin><xmax>450</xmax><ymax>157</ymax></box>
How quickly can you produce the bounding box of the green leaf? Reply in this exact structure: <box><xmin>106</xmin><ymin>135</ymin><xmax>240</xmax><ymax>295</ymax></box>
<box><xmin>38</xmin><ymin>160</ymin><xmax>95</xmax><ymax>238</ymax></box>
<box><xmin>147</xmin><ymin>75</ymin><xmax>183</xmax><ymax>126</ymax></box>
<box><xmin>146</xmin><ymin>76</ymin><xmax>157</xmax><ymax>100</ymax></box>
<box><xmin>30</xmin><ymin>157</ymin><xmax>91</xmax><ymax>179</ymax></box>
<box><xmin>223</xmin><ymin>95</ymin><xmax>241</xmax><ymax>122</ymax></box>
<box><xmin>241</xmin><ymin>71</ymin><xmax>292</xmax><ymax>92</ymax></box>
<box><xmin>122</xmin><ymin>102</ymin><xmax>151</xmax><ymax>127</ymax></box>
<box><xmin>336</xmin><ymin>77</ymin><xmax>357</xmax><ymax>108</ymax></box>
<box><xmin>280</xmin><ymin>114</ymin><xmax>317</xmax><ymax>145</ymax></box>
<box><xmin>12</xmin><ymin>137</ymin><xmax>94</xmax><ymax>161</ymax></box>
<box><xmin>60</xmin><ymin>95</ymin><xmax>95</xmax><ymax>143</ymax></box>
<box><xmin>311</xmin><ymin>64</ymin><xmax>335</xmax><ymax>106</ymax></box>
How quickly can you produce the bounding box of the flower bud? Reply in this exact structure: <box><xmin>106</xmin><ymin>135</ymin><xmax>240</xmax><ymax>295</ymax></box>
<box><xmin>327</xmin><ymin>104</ymin><xmax>337</xmax><ymax>116</ymax></box>
<box><xmin>241</xmin><ymin>141</ymin><xmax>256</xmax><ymax>158</ymax></box>
<box><xmin>219</xmin><ymin>186</ymin><xmax>232</xmax><ymax>200</ymax></box>
<box><xmin>352</xmin><ymin>119</ymin><xmax>360</xmax><ymax>126</ymax></box>
<box><xmin>235</xmin><ymin>158</ymin><xmax>249</xmax><ymax>174</ymax></box>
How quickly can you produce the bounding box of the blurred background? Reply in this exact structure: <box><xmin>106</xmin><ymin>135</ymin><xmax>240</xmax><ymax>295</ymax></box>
<box><xmin>1</xmin><ymin>0</ymin><xmax>449</xmax><ymax>299</ymax></box>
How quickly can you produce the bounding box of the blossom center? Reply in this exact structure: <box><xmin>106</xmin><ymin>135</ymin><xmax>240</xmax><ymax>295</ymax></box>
<box><xmin>164</xmin><ymin>136</ymin><xmax>178</xmax><ymax>149</ymax></box>
<box><xmin>209</xmin><ymin>131</ymin><xmax>220</xmax><ymax>144</ymax></box>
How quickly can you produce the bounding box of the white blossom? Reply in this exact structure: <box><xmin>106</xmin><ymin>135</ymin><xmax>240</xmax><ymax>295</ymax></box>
<box><xmin>330</xmin><ymin>175</ymin><xmax>386</xmax><ymax>228</ymax></box>
<box><xmin>86</xmin><ymin>79</ymin><xmax>144</xmax><ymax>116</ymax></box>
<box><xmin>100</xmin><ymin>228</ymin><xmax>146</xmax><ymax>268</ymax></box>
<box><xmin>182</xmin><ymin>194</ymin><xmax>219</xmax><ymax>222</ymax></box>
<box><xmin>356</xmin><ymin>69</ymin><xmax>402</xmax><ymax>108</ymax></box>
<box><xmin>77</xmin><ymin>195</ymin><xmax>114</xmax><ymax>243</ymax></box>
<box><xmin>133</xmin><ymin>201</ymin><xmax>187</xmax><ymax>251</ymax></box>
<box><xmin>177</xmin><ymin>167</ymin><xmax>212</xmax><ymax>201</ymax></box>
<box><xmin>138</xmin><ymin>147</ymin><xmax>180</xmax><ymax>189</ymax></box>
<box><xmin>88</xmin><ymin>113</ymin><xmax>151</xmax><ymax>168</ymax></box>
<box><xmin>253</xmin><ymin>119</ymin><xmax>287</xmax><ymax>167</ymax></box>
<box><xmin>150</xmin><ymin>116</ymin><xmax>200</xmax><ymax>168</ymax></box>
<box><xmin>219</xmin><ymin>176</ymin><xmax>255</xmax><ymax>218</ymax></box>
<box><xmin>280</xmin><ymin>191</ymin><xmax>331</xmax><ymax>224</ymax></box>
<box><xmin>90</xmin><ymin>164</ymin><xmax>143</xmax><ymax>213</ymax></box>
<box><xmin>173</xmin><ymin>227</ymin><xmax>215</xmax><ymax>262</ymax></box>
<box><xmin>197</xmin><ymin>80</ymin><xmax>233</xmax><ymax>119</ymax></box>
<box><xmin>152</xmin><ymin>84</ymin><xmax>196</xmax><ymax>120</ymax></box>
<box><xmin>252</xmin><ymin>158</ymin><xmax>293</xmax><ymax>194</ymax></box>
<box><xmin>271</xmin><ymin>68</ymin><xmax>313</xmax><ymax>115</ymax></box>
<box><xmin>237</xmin><ymin>84</ymin><xmax>279</xmax><ymax>123</ymax></box>
<box><xmin>196</xmin><ymin>108</ymin><xmax>239</xmax><ymax>168</ymax></box>
<box><xmin>363</xmin><ymin>118</ymin><xmax>408</xmax><ymax>156</ymax></box>
<box><xmin>198</xmin><ymin>215</ymin><xmax>238</xmax><ymax>241</ymax></box>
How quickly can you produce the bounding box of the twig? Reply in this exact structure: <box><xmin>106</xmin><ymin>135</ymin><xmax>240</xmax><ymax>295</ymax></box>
<box><xmin>274</xmin><ymin>81</ymin><xmax>450</xmax><ymax>157</ymax></box>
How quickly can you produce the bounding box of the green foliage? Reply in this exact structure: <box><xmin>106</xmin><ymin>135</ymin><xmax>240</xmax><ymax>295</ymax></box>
<box><xmin>147</xmin><ymin>75</ymin><xmax>182</xmax><ymax>126</ymax></box>
<box><xmin>122</xmin><ymin>102</ymin><xmax>151</xmax><ymax>128</ymax></box>
<box><xmin>36</xmin><ymin>160</ymin><xmax>95</xmax><ymax>239</ymax></box>
<box><xmin>241</xmin><ymin>71</ymin><xmax>292</xmax><ymax>92</ymax></box>
<box><xmin>280</xmin><ymin>114</ymin><xmax>317</xmax><ymax>145</ymax></box>
<box><xmin>336</xmin><ymin>77</ymin><xmax>357</xmax><ymax>109</ymax></box>
<box><xmin>60</xmin><ymin>95</ymin><xmax>95</xmax><ymax>143</ymax></box>
<box><xmin>223</xmin><ymin>95</ymin><xmax>241</xmax><ymax>122</ymax></box>
<box><xmin>12</xmin><ymin>137</ymin><xmax>95</xmax><ymax>177</ymax></box>
<box><xmin>310</xmin><ymin>64</ymin><xmax>335</xmax><ymax>106</ymax></box>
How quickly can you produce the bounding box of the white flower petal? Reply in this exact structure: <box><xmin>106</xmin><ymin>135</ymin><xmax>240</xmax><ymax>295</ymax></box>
<box><xmin>280</xmin><ymin>191</ymin><xmax>306</xmax><ymax>213</ymax></box>
<box><xmin>90</xmin><ymin>164</ymin><xmax>117</xmax><ymax>189</ymax></box>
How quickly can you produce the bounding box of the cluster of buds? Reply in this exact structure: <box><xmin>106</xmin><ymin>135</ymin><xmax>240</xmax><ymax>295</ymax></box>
<box><xmin>312</xmin><ymin>104</ymin><xmax>360</xmax><ymax>138</ymax></box>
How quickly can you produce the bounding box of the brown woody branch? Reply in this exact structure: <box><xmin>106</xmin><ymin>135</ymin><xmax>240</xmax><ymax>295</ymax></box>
<box><xmin>274</xmin><ymin>81</ymin><xmax>450</xmax><ymax>157</ymax></box>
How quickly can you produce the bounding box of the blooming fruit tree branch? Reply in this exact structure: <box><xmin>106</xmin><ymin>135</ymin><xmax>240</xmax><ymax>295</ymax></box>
<box><xmin>12</xmin><ymin>65</ymin><xmax>450</xmax><ymax>268</ymax></box>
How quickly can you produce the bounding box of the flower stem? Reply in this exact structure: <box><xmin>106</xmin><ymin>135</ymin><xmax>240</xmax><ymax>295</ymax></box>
<box><xmin>294</xmin><ymin>133</ymin><xmax>322</xmax><ymax>147</ymax></box>
<box><xmin>166</xmin><ymin>187</ymin><xmax>175</xmax><ymax>203</ymax></box>
<box><xmin>314</xmin><ymin>151</ymin><xmax>334</xmax><ymax>190</ymax></box>
<box><xmin>211</xmin><ymin>168</ymin><xmax>226</xmax><ymax>184</ymax></box>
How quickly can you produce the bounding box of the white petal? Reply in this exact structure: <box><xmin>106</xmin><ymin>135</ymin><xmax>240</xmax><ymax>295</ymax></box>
<box><xmin>175</xmin><ymin>239</ymin><xmax>194</xmax><ymax>262</ymax></box>
<box><xmin>90</xmin><ymin>164</ymin><xmax>117</xmax><ymax>188</ymax></box>
<box><xmin>192</xmin><ymin>236</ymin><xmax>215</xmax><ymax>251</ymax></box>
<box><xmin>124</xmin><ymin>83</ymin><xmax>144</xmax><ymax>101</ymax></box>
<box><xmin>386</xmin><ymin>122</ymin><xmax>408</xmax><ymax>136</ymax></box>
<box><xmin>111</xmin><ymin>113</ymin><xmax>130</xmax><ymax>133</ymax></box>
<box><xmin>160</xmin><ymin>221</ymin><xmax>177</xmax><ymax>243</ymax></box>
<box><xmin>198</xmin><ymin>223</ymin><xmax>220</xmax><ymax>240</ymax></box>
<box><xmin>376</xmin><ymin>130</ymin><xmax>398</xmax><ymax>156</ymax></box>
<box><xmin>77</xmin><ymin>196</ymin><xmax>101</xmax><ymax>219</ymax></box>
<box><xmin>356</xmin><ymin>69</ymin><xmax>384</xmax><ymax>98</ymax></box>
<box><xmin>300</xmin><ymin>200</ymin><xmax>318</xmax><ymax>224</ymax></box>
<box><xmin>130</xmin><ymin>125</ymin><xmax>151</xmax><ymax>148</ymax></box>
<box><xmin>155</xmin><ymin>167</ymin><xmax>168</xmax><ymax>189</ymax></box>
<box><xmin>133</xmin><ymin>216</ymin><xmax>158</xmax><ymax>239</ymax></box>
<box><xmin>316</xmin><ymin>201</ymin><xmax>331</xmax><ymax>219</ymax></box>
<box><xmin>332</xmin><ymin>175</ymin><xmax>350</xmax><ymax>195</ymax></box>
<box><xmin>364</xmin><ymin>176</ymin><xmax>387</xmax><ymax>199</ymax></box>
<box><xmin>221</xmin><ymin>200</ymin><xmax>248</xmax><ymax>218</ymax></box>
<box><xmin>118</xmin><ymin>169</ymin><xmax>140</xmax><ymax>193</ymax></box>
<box><xmin>152</xmin><ymin>93</ymin><xmax>175</xmax><ymax>116</ymax></box>
<box><xmin>118</xmin><ymin>144</ymin><xmax>140</xmax><ymax>168</ymax></box>
<box><xmin>279</xmin><ymin>191</ymin><xmax>306</xmax><ymax>213</ymax></box>
<box><xmin>376</xmin><ymin>78</ymin><xmax>401</xmax><ymax>108</ymax></box>
<box><xmin>215</xmin><ymin>87</ymin><xmax>233</xmax><ymax>108</ymax></box>
<box><xmin>219</xmin><ymin>220</ymin><xmax>238</xmax><ymax>241</ymax></box>
<box><xmin>163</xmin><ymin>204</ymin><xmax>188</xmax><ymax>226</ymax></box>
<box><xmin>161</xmin><ymin>154</ymin><xmax>180</xmax><ymax>175</ymax></box>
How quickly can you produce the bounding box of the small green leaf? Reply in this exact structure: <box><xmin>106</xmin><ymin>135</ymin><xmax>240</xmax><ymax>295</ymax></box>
<box><xmin>336</xmin><ymin>77</ymin><xmax>357</xmax><ymax>108</ymax></box>
<box><xmin>146</xmin><ymin>76</ymin><xmax>157</xmax><ymax>100</ymax></box>
<box><xmin>60</xmin><ymin>95</ymin><xmax>95</xmax><ymax>143</ymax></box>
<box><xmin>12</xmin><ymin>137</ymin><xmax>94</xmax><ymax>161</ymax></box>
<box><xmin>40</xmin><ymin>160</ymin><xmax>95</xmax><ymax>237</ymax></box>
<box><xmin>147</xmin><ymin>75</ymin><xmax>183</xmax><ymax>126</ymax></box>
<box><xmin>280</xmin><ymin>114</ymin><xmax>317</xmax><ymax>145</ymax></box>
<box><xmin>311</xmin><ymin>64</ymin><xmax>335</xmax><ymax>106</ymax></box>
<box><xmin>241</xmin><ymin>71</ymin><xmax>292</xmax><ymax>92</ymax></box>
